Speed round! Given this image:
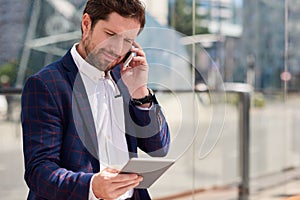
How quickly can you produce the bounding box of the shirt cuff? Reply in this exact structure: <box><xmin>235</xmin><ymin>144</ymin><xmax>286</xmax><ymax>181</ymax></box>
<box><xmin>89</xmin><ymin>175</ymin><xmax>101</xmax><ymax>200</ymax></box>
<box><xmin>136</xmin><ymin>103</ymin><xmax>154</xmax><ymax>110</ymax></box>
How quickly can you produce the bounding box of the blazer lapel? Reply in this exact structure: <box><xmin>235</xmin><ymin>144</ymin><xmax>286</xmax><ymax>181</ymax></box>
<box><xmin>62</xmin><ymin>50</ymin><xmax>99</xmax><ymax>160</ymax></box>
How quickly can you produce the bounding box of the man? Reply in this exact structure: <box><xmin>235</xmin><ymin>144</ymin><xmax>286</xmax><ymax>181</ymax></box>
<box><xmin>21</xmin><ymin>0</ymin><xmax>170</xmax><ymax>199</ymax></box>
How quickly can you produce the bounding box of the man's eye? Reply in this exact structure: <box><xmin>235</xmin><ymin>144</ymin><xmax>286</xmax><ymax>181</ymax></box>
<box><xmin>124</xmin><ymin>39</ymin><xmax>133</xmax><ymax>44</ymax></box>
<box><xmin>105</xmin><ymin>32</ymin><xmax>114</xmax><ymax>36</ymax></box>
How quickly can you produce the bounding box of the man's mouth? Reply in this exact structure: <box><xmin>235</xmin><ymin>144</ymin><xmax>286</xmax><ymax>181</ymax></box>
<box><xmin>102</xmin><ymin>51</ymin><xmax>120</xmax><ymax>62</ymax></box>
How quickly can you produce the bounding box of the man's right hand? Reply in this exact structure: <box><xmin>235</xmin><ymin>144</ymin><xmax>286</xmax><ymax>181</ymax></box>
<box><xmin>92</xmin><ymin>167</ymin><xmax>143</xmax><ymax>199</ymax></box>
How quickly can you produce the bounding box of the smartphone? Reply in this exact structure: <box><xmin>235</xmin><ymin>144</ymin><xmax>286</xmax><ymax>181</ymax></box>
<box><xmin>123</xmin><ymin>51</ymin><xmax>134</xmax><ymax>67</ymax></box>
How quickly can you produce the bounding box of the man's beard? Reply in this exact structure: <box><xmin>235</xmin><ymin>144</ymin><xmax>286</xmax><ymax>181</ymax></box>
<box><xmin>84</xmin><ymin>40</ymin><xmax>121</xmax><ymax>71</ymax></box>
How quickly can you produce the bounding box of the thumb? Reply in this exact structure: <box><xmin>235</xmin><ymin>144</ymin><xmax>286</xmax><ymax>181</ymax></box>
<box><xmin>105</xmin><ymin>167</ymin><xmax>119</xmax><ymax>174</ymax></box>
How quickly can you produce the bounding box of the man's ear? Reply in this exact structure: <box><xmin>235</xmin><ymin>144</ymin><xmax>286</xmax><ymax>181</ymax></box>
<box><xmin>81</xmin><ymin>13</ymin><xmax>92</xmax><ymax>38</ymax></box>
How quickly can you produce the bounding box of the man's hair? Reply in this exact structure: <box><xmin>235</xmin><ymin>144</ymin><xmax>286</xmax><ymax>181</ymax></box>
<box><xmin>83</xmin><ymin>0</ymin><xmax>146</xmax><ymax>31</ymax></box>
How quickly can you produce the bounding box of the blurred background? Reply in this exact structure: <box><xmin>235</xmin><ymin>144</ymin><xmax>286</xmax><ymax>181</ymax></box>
<box><xmin>1</xmin><ymin>0</ymin><xmax>300</xmax><ymax>199</ymax></box>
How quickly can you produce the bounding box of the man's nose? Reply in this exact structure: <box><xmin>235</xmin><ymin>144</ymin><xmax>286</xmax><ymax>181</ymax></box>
<box><xmin>110</xmin><ymin>35</ymin><xmax>124</xmax><ymax>55</ymax></box>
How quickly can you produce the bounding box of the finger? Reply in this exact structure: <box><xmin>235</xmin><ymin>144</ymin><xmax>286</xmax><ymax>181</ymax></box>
<box><xmin>131</xmin><ymin>56</ymin><xmax>147</xmax><ymax>64</ymax></box>
<box><xmin>111</xmin><ymin>173</ymin><xmax>140</xmax><ymax>183</ymax></box>
<box><xmin>113</xmin><ymin>179</ymin><xmax>140</xmax><ymax>189</ymax></box>
<box><xmin>133</xmin><ymin>41</ymin><xmax>141</xmax><ymax>49</ymax></box>
<box><xmin>105</xmin><ymin>167</ymin><xmax>119</xmax><ymax>174</ymax></box>
<box><xmin>113</xmin><ymin>178</ymin><xmax>143</xmax><ymax>197</ymax></box>
<box><xmin>101</xmin><ymin>168</ymin><xmax>119</xmax><ymax>179</ymax></box>
<box><xmin>130</xmin><ymin>59</ymin><xmax>148</xmax><ymax>69</ymax></box>
<box><xmin>131</xmin><ymin>48</ymin><xmax>145</xmax><ymax>57</ymax></box>
<box><xmin>101</xmin><ymin>176</ymin><xmax>142</xmax><ymax>199</ymax></box>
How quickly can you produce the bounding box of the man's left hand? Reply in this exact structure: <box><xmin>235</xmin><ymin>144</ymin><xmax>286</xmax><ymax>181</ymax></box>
<box><xmin>121</xmin><ymin>41</ymin><xmax>149</xmax><ymax>99</ymax></box>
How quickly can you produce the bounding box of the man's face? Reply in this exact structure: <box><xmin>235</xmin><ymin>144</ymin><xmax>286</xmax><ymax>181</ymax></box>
<box><xmin>81</xmin><ymin>12</ymin><xmax>141</xmax><ymax>71</ymax></box>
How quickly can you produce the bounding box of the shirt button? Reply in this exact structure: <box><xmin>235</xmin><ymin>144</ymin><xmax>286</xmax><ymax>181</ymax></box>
<box><xmin>107</xmin><ymin>135</ymin><xmax>111</xmax><ymax>140</ymax></box>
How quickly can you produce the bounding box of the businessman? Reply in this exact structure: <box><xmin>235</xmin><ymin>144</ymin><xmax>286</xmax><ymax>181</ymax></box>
<box><xmin>21</xmin><ymin>0</ymin><xmax>170</xmax><ymax>199</ymax></box>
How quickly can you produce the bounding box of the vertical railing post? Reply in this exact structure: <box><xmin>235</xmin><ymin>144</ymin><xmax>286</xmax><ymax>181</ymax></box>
<box><xmin>224</xmin><ymin>83</ymin><xmax>252</xmax><ymax>200</ymax></box>
<box><xmin>238</xmin><ymin>91</ymin><xmax>251</xmax><ymax>200</ymax></box>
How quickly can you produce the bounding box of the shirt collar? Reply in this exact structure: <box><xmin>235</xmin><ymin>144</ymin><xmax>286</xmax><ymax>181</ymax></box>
<box><xmin>71</xmin><ymin>43</ymin><xmax>106</xmax><ymax>83</ymax></box>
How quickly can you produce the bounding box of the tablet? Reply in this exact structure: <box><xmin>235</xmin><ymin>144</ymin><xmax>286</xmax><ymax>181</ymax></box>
<box><xmin>120</xmin><ymin>157</ymin><xmax>175</xmax><ymax>189</ymax></box>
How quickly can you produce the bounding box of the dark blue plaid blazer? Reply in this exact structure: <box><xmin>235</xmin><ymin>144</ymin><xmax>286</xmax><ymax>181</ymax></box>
<box><xmin>21</xmin><ymin>50</ymin><xmax>170</xmax><ymax>200</ymax></box>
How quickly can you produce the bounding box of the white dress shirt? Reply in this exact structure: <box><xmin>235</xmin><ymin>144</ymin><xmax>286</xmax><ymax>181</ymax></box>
<box><xmin>71</xmin><ymin>44</ymin><xmax>133</xmax><ymax>200</ymax></box>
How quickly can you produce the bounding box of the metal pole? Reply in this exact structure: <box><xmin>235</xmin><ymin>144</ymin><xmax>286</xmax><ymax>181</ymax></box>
<box><xmin>224</xmin><ymin>83</ymin><xmax>252</xmax><ymax>200</ymax></box>
<box><xmin>192</xmin><ymin>0</ymin><xmax>196</xmax><ymax>198</ymax></box>
<box><xmin>283</xmin><ymin>0</ymin><xmax>289</xmax><ymax>102</ymax></box>
<box><xmin>238</xmin><ymin>92</ymin><xmax>251</xmax><ymax>200</ymax></box>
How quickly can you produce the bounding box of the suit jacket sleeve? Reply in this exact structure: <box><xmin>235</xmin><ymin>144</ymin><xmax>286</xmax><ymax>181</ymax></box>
<box><xmin>21</xmin><ymin>74</ymin><xmax>93</xmax><ymax>200</ymax></box>
<box><xmin>128</xmin><ymin>99</ymin><xmax>170</xmax><ymax>157</ymax></box>
<box><xmin>110</xmin><ymin>65</ymin><xmax>170</xmax><ymax>158</ymax></box>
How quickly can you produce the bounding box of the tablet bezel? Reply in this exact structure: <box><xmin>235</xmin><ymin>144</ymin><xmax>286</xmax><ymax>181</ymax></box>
<box><xmin>120</xmin><ymin>157</ymin><xmax>175</xmax><ymax>189</ymax></box>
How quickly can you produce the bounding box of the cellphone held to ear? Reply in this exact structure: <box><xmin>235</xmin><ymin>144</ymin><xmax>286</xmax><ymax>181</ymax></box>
<box><xmin>123</xmin><ymin>51</ymin><xmax>134</xmax><ymax>67</ymax></box>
